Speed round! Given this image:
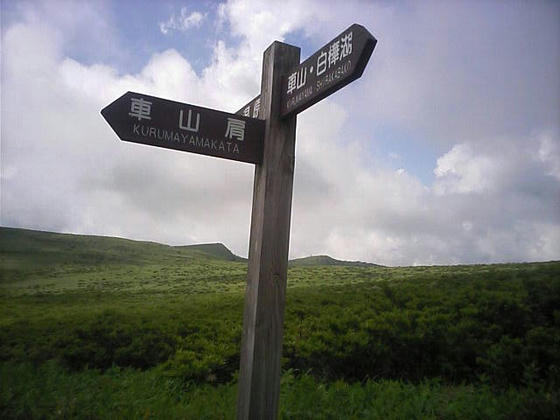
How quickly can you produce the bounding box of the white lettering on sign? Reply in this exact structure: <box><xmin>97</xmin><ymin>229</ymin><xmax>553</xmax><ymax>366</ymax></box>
<box><xmin>252</xmin><ymin>98</ymin><xmax>260</xmax><ymax>118</ymax></box>
<box><xmin>243</xmin><ymin>106</ymin><xmax>251</xmax><ymax>117</ymax></box>
<box><xmin>315</xmin><ymin>30</ymin><xmax>353</xmax><ymax>77</ymax></box>
<box><xmin>328</xmin><ymin>40</ymin><xmax>340</xmax><ymax>67</ymax></box>
<box><xmin>287</xmin><ymin>72</ymin><xmax>297</xmax><ymax>95</ymax></box>
<box><xmin>340</xmin><ymin>32</ymin><xmax>353</xmax><ymax>58</ymax></box>
<box><xmin>296</xmin><ymin>67</ymin><xmax>307</xmax><ymax>89</ymax></box>
<box><xmin>179</xmin><ymin>109</ymin><xmax>200</xmax><ymax>132</ymax></box>
<box><xmin>316</xmin><ymin>50</ymin><xmax>327</xmax><ymax>76</ymax></box>
<box><xmin>287</xmin><ymin>65</ymin><xmax>308</xmax><ymax>95</ymax></box>
<box><xmin>129</xmin><ymin>97</ymin><xmax>152</xmax><ymax>121</ymax></box>
<box><xmin>225</xmin><ymin>118</ymin><xmax>246</xmax><ymax>141</ymax></box>
<box><xmin>316</xmin><ymin>60</ymin><xmax>352</xmax><ymax>90</ymax></box>
<box><xmin>132</xmin><ymin>123</ymin><xmax>240</xmax><ymax>154</ymax></box>
<box><xmin>286</xmin><ymin>86</ymin><xmax>313</xmax><ymax>110</ymax></box>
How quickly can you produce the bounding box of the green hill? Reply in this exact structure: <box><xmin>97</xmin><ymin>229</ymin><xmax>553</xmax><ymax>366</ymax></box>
<box><xmin>176</xmin><ymin>243</ymin><xmax>246</xmax><ymax>262</ymax></box>
<box><xmin>0</xmin><ymin>227</ymin><xmax>244</xmax><ymax>268</ymax></box>
<box><xmin>0</xmin><ymin>227</ymin><xmax>379</xmax><ymax>272</ymax></box>
<box><xmin>1</xmin><ymin>227</ymin><xmax>177</xmax><ymax>265</ymax></box>
<box><xmin>289</xmin><ymin>254</ymin><xmax>381</xmax><ymax>267</ymax></box>
<box><xmin>0</xmin><ymin>227</ymin><xmax>249</xmax><ymax>292</ymax></box>
<box><xmin>0</xmin><ymin>227</ymin><xmax>385</xmax><ymax>295</ymax></box>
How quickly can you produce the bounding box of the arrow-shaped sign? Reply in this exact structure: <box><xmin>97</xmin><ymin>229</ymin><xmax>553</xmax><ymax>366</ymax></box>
<box><xmin>236</xmin><ymin>95</ymin><xmax>262</xmax><ymax>119</ymax></box>
<box><xmin>102</xmin><ymin>92</ymin><xmax>265</xmax><ymax>164</ymax></box>
<box><xmin>281</xmin><ymin>24</ymin><xmax>376</xmax><ymax>116</ymax></box>
<box><xmin>236</xmin><ymin>24</ymin><xmax>376</xmax><ymax>119</ymax></box>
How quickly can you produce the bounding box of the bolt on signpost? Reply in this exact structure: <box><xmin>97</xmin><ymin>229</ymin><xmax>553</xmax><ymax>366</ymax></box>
<box><xmin>101</xmin><ymin>23</ymin><xmax>376</xmax><ymax>420</ymax></box>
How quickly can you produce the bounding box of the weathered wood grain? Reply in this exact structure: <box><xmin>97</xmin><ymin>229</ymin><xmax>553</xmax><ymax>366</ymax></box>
<box><xmin>237</xmin><ymin>41</ymin><xmax>300</xmax><ymax>420</ymax></box>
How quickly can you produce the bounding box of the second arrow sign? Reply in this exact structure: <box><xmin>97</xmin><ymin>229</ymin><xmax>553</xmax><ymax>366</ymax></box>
<box><xmin>281</xmin><ymin>24</ymin><xmax>376</xmax><ymax>117</ymax></box>
<box><xmin>101</xmin><ymin>92</ymin><xmax>265</xmax><ymax>164</ymax></box>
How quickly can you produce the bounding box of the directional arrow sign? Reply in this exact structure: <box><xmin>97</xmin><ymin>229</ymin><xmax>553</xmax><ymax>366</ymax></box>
<box><xmin>281</xmin><ymin>24</ymin><xmax>376</xmax><ymax>117</ymax></box>
<box><xmin>282</xmin><ymin>24</ymin><xmax>376</xmax><ymax>117</ymax></box>
<box><xmin>101</xmin><ymin>92</ymin><xmax>265</xmax><ymax>164</ymax></box>
<box><xmin>236</xmin><ymin>95</ymin><xmax>262</xmax><ymax>119</ymax></box>
<box><xmin>236</xmin><ymin>24</ymin><xmax>376</xmax><ymax>119</ymax></box>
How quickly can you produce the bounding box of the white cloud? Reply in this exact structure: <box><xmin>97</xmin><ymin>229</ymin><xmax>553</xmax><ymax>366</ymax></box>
<box><xmin>358</xmin><ymin>0</ymin><xmax>560</xmax><ymax>148</ymax></box>
<box><xmin>536</xmin><ymin>131</ymin><xmax>560</xmax><ymax>181</ymax></box>
<box><xmin>224</xmin><ymin>1</ymin><xmax>313</xmax><ymax>38</ymax></box>
<box><xmin>159</xmin><ymin>7</ymin><xmax>205</xmax><ymax>35</ymax></box>
<box><xmin>433</xmin><ymin>143</ymin><xmax>495</xmax><ymax>195</ymax></box>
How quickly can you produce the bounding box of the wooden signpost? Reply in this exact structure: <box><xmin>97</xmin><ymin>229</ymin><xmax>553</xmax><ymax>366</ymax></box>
<box><xmin>101</xmin><ymin>23</ymin><xmax>376</xmax><ymax>420</ymax></box>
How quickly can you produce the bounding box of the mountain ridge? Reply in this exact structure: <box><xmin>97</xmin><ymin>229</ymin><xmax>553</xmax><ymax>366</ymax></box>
<box><xmin>0</xmin><ymin>226</ymin><xmax>379</xmax><ymax>267</ymax></box>
<box><xmin>289</xmin><ymin>254</ymin><xmax>380</xmax><ymax>267</ymax></box>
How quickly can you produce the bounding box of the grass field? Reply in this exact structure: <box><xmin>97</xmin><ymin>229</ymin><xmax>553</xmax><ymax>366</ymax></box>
<box><xmin>1</xmin><ymin>227</ymin><xmax>559</xmax><ymax>418</ymax></box>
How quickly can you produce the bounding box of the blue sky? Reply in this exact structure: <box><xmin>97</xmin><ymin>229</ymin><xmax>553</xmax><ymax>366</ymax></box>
<box><xmin>108</xmin><ymin>1</ymin><xmax>223</xmax><ymax>74</ymax></box>
<box><xmin>2</xmin><ymin>0</ymin><xmax>223</xmax><ymax>74</ymax></box>
<box><xmin>1</xmin><ymin>0</ymin><xmax>559</xmax><ymax>265</ymax></box>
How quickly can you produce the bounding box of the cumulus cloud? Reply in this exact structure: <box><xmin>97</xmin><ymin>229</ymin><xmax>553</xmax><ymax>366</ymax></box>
<box><xmin>537</xmin><ymin>132</ymin><xmax>560</xmax><ymax>181</ymax></box>
<box><xmin>1</xmin><ymin>0</ymin><xmax>559</xmax><ymax>266</ymax></box>
<box><xmin>433</xmin><ymin>144</ymin><xmax>495</xmax><ymax>195</ymax></box>
<box><xmin>357</xmin><ymin>0</ymin><xmax>560</xmax><ymax>147</ymax></box>
<box><xmin>289</xmin><ymin>124</ymin><xmax>560</xmax><ymax>265</ymax></box>
<box><xmin>159</xmin><ymin>7</ymin><xmax>205</xmax><ymax>34</ymax></box>
<box><xmin>0</xmin><ymin>4</ymin><xmax>253</xmax><ymax>251</ymax></box>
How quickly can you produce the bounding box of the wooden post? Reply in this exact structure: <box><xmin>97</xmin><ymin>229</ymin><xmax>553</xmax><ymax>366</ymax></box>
<box><xmin>237</xmin><ymin>41</ymin><xmax>300</xmax><ymax>419</ymax></box>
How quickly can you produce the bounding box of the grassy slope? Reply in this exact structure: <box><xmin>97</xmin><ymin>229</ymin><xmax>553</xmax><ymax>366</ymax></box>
<box><xmin>0</xmin><ymin>227</ymin><xmax>377</xmax><ymax>273</ymax></box>
<box><xmin>0</xmin><ymin>227</ymin><xmax>387</xmax><ymax>296</ymax></box>
<box><xmin>289</xmin><ymin>254</ymin><xmax>381</xmax><ymax>267</ymax></box>
<box><xmin>0</xmin><ymin>226</ymin><xmax>238</xmax><ymax>270</ymax></box>
<box><xmin>0</xmin><ymin>227</ymin><xmax>249</xmax><ymax>296</ymax></box>
<box><xmin>1</xmin><ymin>227</ymin><xmax>559</xmax><ymax>418</ymax></box>
<box><xmin>176</xmin><ymin>243</ymin><xmax>247</xmax><ymax>262</ymax></box>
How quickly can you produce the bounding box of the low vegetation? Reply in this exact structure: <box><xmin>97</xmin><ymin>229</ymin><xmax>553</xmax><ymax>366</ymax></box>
<box><xmin>1</xmin><ymin>227</ymin><xmax>559</xmax><ymax>418</ymax></box>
